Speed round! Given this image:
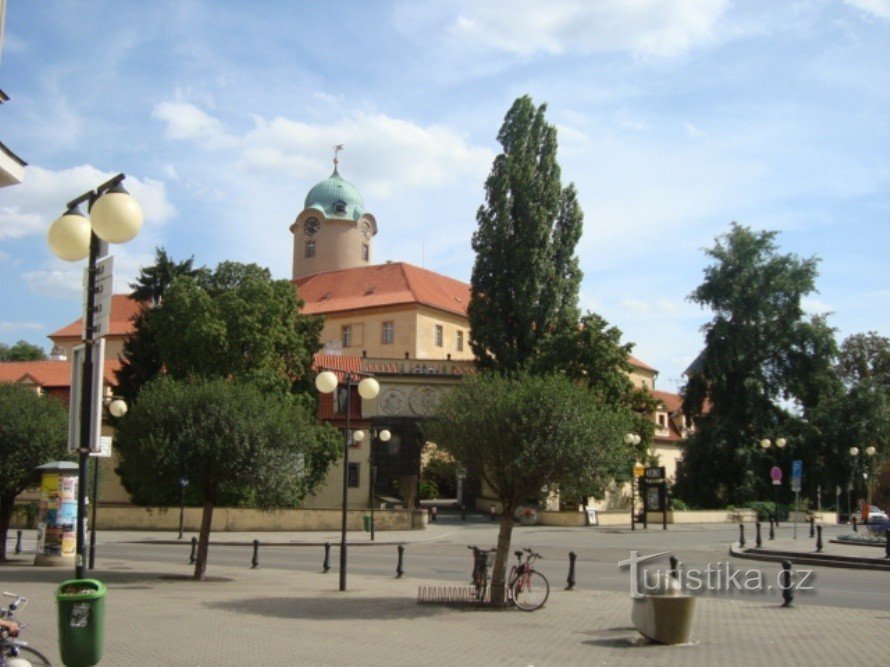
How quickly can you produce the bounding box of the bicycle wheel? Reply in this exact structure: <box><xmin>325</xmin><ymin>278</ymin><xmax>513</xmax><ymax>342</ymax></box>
<box><xmin>511</xmin><ymin>570</ymin><xmax>549</xmax><ymax>611</ymax></box>
<box><xmin>15</xmin><ymin>644</ymin><xmax>54</xmax><ymax>666</ymax></box>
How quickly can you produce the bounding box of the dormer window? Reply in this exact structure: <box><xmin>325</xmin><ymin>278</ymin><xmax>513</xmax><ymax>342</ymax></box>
<box><xmin>333</xmin><ymin>200</ymin><xmax>347</xmax><ymax>215</ymax></box>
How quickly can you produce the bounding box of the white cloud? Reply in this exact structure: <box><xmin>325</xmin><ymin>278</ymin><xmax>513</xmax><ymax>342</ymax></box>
<box><xmin>0</xmin><ymin>165</ymin><xmax>176</xmax><ymax>246</ymax></box>
<box><xmin>0</xmin><ymin>321</ymin><xmax>44</xmax><ymax>332</ymax></box>
<box><xmin>802</xmin><ymin>297</ymin><xmax>834</xmax><ymax>315</ymax></box>
<box><xmin>21</xmin><ymin>269</ymin><xmax>83</xmax><ymax>299</ymax></box>
<box><xmin>153</xmin><ymin>103</ymin><xmax>493</xmax><ymax>199</ymax></box>
<box><xmin>443</xmin><ymin>0</ymin><xmax>729</xmax><ymax>58</ymax></box>
<box><xmin>843</xmin><ymin>0</ymin><xmax>890</xmax><ymax>19</ymax></box>
<box><xmin>153</xmin><ymin>101</ymin><xmax>237</xmax><ymax>149</ymax></box>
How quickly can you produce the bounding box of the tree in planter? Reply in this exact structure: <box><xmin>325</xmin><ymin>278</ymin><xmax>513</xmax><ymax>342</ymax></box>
<box><xmin>0</xmin><ymin>383</ymin><xmax>68</xmax><ymax>561</ymax></box>
<box><xmin>423</xmin><ymin>372</ymin><xmax>635</xmax><ymax>605</ymax></box>
<box><xmin>114</xmin><ymin>377</ymin><xmax>339</xmax><ymax>580</ymax></box>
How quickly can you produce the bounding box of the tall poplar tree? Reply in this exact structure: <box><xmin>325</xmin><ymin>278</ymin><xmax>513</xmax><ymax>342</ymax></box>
<box><xmin>469</xmin><ymin>95</ymin><xmax>583</xmax><ymax>373</ymax></box>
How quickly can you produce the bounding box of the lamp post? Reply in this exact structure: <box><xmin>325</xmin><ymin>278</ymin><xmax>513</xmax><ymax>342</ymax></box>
<box><xmin>315</xmin><ymin>369</ymin><xmax>381</xmax><ymax>591</ymax></box>
<box><xmin>47</xmin><ymin>173</ymin><xmax>142</xmax><ymax>578</ymax></box>
<box><xmin>625</xmin><ymin>433</ymin><xmax>641</xmax><ymax>530</ymax></box>
<box><xmin>761</xmin><ymin>437</ymin><xmax>786</xmax><ymax>524</ymax></box>
<box><xmin>87</xmin><ymin>394</ymin><xmax>127</xmax><ymax>570</ymax></box>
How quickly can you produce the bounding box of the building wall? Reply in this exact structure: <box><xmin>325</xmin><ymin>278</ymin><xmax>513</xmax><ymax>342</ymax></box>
<box><xmin>414</xmin><ymin>307</ymin><xmax>473</xmax><ymax>360</ymax></box>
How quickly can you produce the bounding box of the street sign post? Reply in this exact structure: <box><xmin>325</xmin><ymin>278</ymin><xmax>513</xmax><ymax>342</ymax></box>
<box><xmin>770</xmin><ymin>466</ymin><xmax>782</xmax><ymax>486</ymax></box>
<box><xmin>82</xmin><ymin>256</ymin><xmax>113</xmax><ymax>338</ymax></box>
<box><xmin>68</xmin><ymin>338</ymin><xmax>105</xmax><ymax>453</ymax></box>
<box><xmin>791</xmin><ymin>459</ymin><xmax>803</xmax><ymax>539</ymax></box>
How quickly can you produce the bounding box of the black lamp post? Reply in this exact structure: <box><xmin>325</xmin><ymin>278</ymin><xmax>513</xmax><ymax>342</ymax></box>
<box><xmin>315</xmin><ymin>369</ymin><xmax>381</xmax><ymax>591</ymax></box>
<box><xmin>761</xmin><ymin>437</ymin><xmax>786</xmax><ymax>523</ymax></box>
<box><xmin>47</xmin><ymin>173</ymin><xmax>142</xmax><ymax>579</ymax></box>
<box><xmin>178</xmin><ymin>477</ymin><xmax>189</xmax><ymax>540</ymax></box>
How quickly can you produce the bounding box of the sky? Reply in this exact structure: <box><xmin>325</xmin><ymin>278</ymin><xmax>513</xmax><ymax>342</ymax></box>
<box><xmin>0</xmin><ymin>0</ymin><xmax>887</xmax><ymax>391</ymax></box>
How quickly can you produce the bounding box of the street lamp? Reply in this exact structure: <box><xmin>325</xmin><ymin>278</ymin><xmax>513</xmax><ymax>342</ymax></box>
<box><xmin>863</xmin><ymin>446</ymin><xmax>877</xmax><ymax>511</ymax></box>
<box><xmin>47</xmin><ymin>173</ymin><xmax>142</xmax><ymax>579</ymax></box>
<box><xmin>315</xmin><ymin>369</ymin><xmax>381</xmax><ymax>591</ymax></box>
<box><xmin>848</xmin><ymin>446</ymin><xmax>859</xmax><ymax>521</ymax></box>
<box><xmin>625</xmin><ymin>433</ymin><xmax>641</xmax><ymax>530</ymax></box>
<box><xmin>761</xmin><ymin>437</ymin><xmax>786</xmax><ymax>524</ymax></box>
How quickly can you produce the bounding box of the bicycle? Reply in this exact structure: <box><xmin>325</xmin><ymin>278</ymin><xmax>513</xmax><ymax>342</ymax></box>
<box><xmin>507</xmin><ymin>548</ymin><xmax>549</xmax><ymax>611</ymax></box>
<box><xmin>467</xmin><ymin>545</ymin><xmax>497</xmax><ymax>602</ymax></box>
<box><xmin>1</xmin><ymin>592</ymin><xmax>52</xmax><ymax>667</ymax></box>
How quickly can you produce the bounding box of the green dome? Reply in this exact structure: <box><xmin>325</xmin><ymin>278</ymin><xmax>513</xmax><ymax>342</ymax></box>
<box><xmin>304</xmin><ymin>170</ymin><xmax>365</xmax><ymax>221</ymax></box>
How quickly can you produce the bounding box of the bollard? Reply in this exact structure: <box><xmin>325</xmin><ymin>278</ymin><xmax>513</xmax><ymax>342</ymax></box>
<box><xmin>739</xmin><ymin>523</ymin><xmax>746</xmax><ymax>548</ymax></box>
<box><xmin>815</xmin><ymin>525</ymin><xmax>823</xmax><ymax>553</ymax></box>
<box><xmin>189</xmin><ymin>536</ymin><xmax>197</xmax><ymax>564</ymax></box>
<box><xmin>251</xmin><ymin>539</ymin><xmax>260</xmax><ymax>568</ymax></box>
<box><xmin>852</xmin><ymin>516</ymin><xmax>858</xmax><ymax>532</ymax></box>
<box><xmin>755</xmin><ymin>521</ymin><xmax>762</xmax><ymax>548</ymax></box>
<box><xmin>323</xmin><ymin>542</ymin><xmax>331</xmax><ymax>573</ymax></box>
<box><xmin>490</xmin><ymin>505</ymin><xmax>496</xmax><ymax>521</ymax></box>
<box><xmin>669</xmin><ymin>555</ymin><xmax>679</xmax><ymax>580</ymax></box>
<box><xmin>885</xmin><ymin>529</ymin><xmax>889</xmax><ymax>559</ymax></box>
<box><xmin>809</xmin><ymin>516</ymin><xmax>815</xmax><ymax>538</ymax></box>
<box><xmin>14</xmin><ymin>530</ymin><xmax>22</xmax><ymax>555</ymax></box>
<box><xmin>780</xmin><ymin>560</ymin><xmax>794</xmax><ymax>607</ymax></box>
<box><xmin>769</xmin><ymin>518</ymin><xmax>775</xmax><ymax>541</ymax></box>
<box><xmin>460</xmin><ymin>504</ymin><xmax>467</xmax><ymax>521</ymax></box>
<box><xmin>430</xmin><ymin>506</ymin><xmax>438</xmax><ymax>522</ymax></box>
<box><xmin>396</xmin><ymin>544</ymin><xmax>405</xmax><ymax>578</ymax></box>
<box><xmin>565</xmin><ymin>551</ymin><xmax>577</xmax><ymax>591</ymax></box>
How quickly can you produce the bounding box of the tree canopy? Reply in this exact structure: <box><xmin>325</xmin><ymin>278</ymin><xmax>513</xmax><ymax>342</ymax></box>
<box><xmin>0</xmin><ymin>383</ymin><xmax>68</xmax><ymax>560</ymax></box>
<box><xmin>0</xmin><ymin>340</ymin><xmax>46</xmax><ymax>362</ymax></box>
<box><xmin>424</xmin><ymin>372</ymin><xmax>636</xmax><ymax>604</ymax></box>
<box><xmin>676</xmin><ymin>223</ymin><xmax>839</xmax><ymax>506</ymax></box>
<box><xmin>116</xmin><ymin>258</ymin><xmax>323</xmax><ymax>399</ymax></box>
<box><xmin>468</xmin><ymin>95</ymin><xmax>583</xmax><ymax>373</ymax></box>
<box><xmin>114</xmin><ymin>377</ymin><xmax>340</xmax><ymax>579</ymax></box>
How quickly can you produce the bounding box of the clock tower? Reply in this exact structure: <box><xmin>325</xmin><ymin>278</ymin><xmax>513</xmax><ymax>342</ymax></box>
<box><xmin>290</xmin><ymin>151</ymin><xmax>377</xmax><ymax>280</ymax></box>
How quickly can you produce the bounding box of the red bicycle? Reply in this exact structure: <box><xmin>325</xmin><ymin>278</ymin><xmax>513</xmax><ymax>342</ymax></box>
<box><xmin>507</xmin><ymin>548</ymin><xmax>549</xmax><ymax>611</ymax></box>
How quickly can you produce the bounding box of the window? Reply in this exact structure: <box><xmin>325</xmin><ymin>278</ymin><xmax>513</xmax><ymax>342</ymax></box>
<box><xmin>342</xmin><ymin>325</ymin><xmax>352</xmax><ymax>347</ymax></box>
<box><xmin>456</xmin><ymin>330</ymin><xmax>464</xmax><ymax>351</ymax></box>
<box><xmin>435</xmin><ymin>324</ymin><xmax>444</xmax><ymax>347</ymax></box>
<box><xmin>382</xmin><ymin>321</ymin><xmax>394</xmax><ymax>344</ymax></box>
<box><xmin>348</xmin><ymin>462</ymin><xmax>360</xmax><ymax>488</ymax></box>
<box><xmin>658</xmin><ymin>414</ymin><xmax>666</xmax><ymax>428</ymax></box>
<box><xmin>362</xmin><ymin>244</ymin><xmax>369</xmax><ymax>261</ymax></box>
<box><xmin>305</xmin><ymin>241</ymin><xmax>315</xmax><ymax>258</ymax></box>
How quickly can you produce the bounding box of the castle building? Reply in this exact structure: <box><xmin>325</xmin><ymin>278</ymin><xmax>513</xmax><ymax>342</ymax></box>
<box><xmin>7</xmin><ymin>158</ymin><xmax>688</xmax><ymax>514</ymax></box>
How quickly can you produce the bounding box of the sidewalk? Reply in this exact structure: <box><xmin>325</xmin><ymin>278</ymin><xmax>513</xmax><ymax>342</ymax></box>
<box><xmin>2</xmin><ymin>540</ymin><xmax>889</xmax><ymax>666</ymax></box>
<box><xmin>732</xmin><ymin>524</ymin><xmax>890</xmax><ymax>570</ymax></box>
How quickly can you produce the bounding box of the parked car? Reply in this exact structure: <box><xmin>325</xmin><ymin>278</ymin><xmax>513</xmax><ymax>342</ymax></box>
<box><xmin>851</xmin><ymin>505</ymin><xmax>889</xmax><ymax>524</ymax></box>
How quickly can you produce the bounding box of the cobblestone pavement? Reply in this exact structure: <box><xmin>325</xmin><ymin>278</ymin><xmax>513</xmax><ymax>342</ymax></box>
<box><xmin>2</xmin><ymin>528</ymin><xmax>889</xmax><ymax>666</ymax></box>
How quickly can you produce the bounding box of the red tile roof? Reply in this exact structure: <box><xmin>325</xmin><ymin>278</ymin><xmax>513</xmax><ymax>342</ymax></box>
<box><xmin>652</xmin><ymin>389</ymin><xmax>682</xmax><ymax>413</ymax></box>
<box><xmin>0</xmin><ymin>359</ymin><xmax>121</xmax><ymax>388</ymax></box>
<box><xmin>630</xmin><ymin>355</ymin><xmax>657</xmax><ymax>373</ymax></box>
<box><xmin>294</xmin><ymin>262</ymin><xmax>470</xmax><ymax>317</ymax></box>
<box><xmin>49</xmin><ymin>295</ymin><xmax>143</xmax><ymax>340</ymax></box>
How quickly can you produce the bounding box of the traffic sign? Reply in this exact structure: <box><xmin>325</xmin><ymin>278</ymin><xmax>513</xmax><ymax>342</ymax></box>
<box><xmin>770</xmin><ymin>466</ymin><xmax>782</xmax><ymax>486</ymax></box>
<box><xmin>633</xmin><ymin>463</ymin><xmax>645</xmax><ymax>478</ymax></box>
<box><xmin>791</xmin><ymin>459</ymin><xmax>803</xmax><ymax>493</ymax></box>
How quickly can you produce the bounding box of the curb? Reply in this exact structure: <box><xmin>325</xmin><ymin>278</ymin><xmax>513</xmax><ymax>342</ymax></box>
<box><xmin>729</xmin><ymin>542</ymin><xmax>890</xmax><ymax>571</ymax></box>
<box><xmin>128</xmin><ymin>539</ymin><xmax>408</xmax><ymax>547</ymax></box>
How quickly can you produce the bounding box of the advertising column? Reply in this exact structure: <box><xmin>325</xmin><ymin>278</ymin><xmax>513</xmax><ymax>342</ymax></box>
<box><xmin>33</xmin><ymin>461</ymin><xmax>80</xmax><ymax>567</ymax></box>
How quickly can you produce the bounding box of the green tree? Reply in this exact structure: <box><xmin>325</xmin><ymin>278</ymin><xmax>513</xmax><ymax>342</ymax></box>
<box><xmin>116</xmin><ymin>259</ymin><xmax>322</xmax><ymax>399</ymax></box>
<box><xmin>677</xmin><ymin>223</ymin><xmax>836</xmax><ymax>506</ymax></box>
<box><xmin>0</xmin><ymin>383</ymin><xmax>68</xmax><ymax>560</ymax></box>
<box><xmin>836</xmin><ymin>332</ymin><xmax>889</xmax><ymax>387</ymax></box>
<box><xmin>423</xmin><ymin>372</ymin><xmax>635</xmax><ymax>604</ymax></box>
<box><xmin>469</xmin><ymin>95</ymin><xmax>582</xmax><ymax>373</ymax></box>
<box><xmin>116</xmin><ymin>248</ymin><xmax>204</xmax><ymax>402</ymax></box>
<box><xmin>114</xmin><ymin>377</ymin><xmax>340</xmax><ymax>580</ymax></box>
<box><xmin>0</xmin><ymin>340</ymin><xmax>47</xmax><ymax>361</ymax></box>
<box><xmin>128</xmin><ymin>247</ymin><xmax>202</xmax><ymax>306</ymax></box>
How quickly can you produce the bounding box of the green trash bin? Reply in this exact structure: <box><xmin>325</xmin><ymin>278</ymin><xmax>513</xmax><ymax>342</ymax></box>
<box><xmin>56</xmin><ymin>579</ymin><xmax>106</xmax><ymax>667</ymax></box>
<box><xmin>362</xmin><ymin>514</ymin><xmax>371</xmax><ymax>531</ymax></box>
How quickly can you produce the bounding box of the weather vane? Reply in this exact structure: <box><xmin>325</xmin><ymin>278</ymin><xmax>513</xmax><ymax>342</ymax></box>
<box><xmin>333</xmin><ymin>144</ymin><xmax>344</xmax><ymax>172</ymax></box>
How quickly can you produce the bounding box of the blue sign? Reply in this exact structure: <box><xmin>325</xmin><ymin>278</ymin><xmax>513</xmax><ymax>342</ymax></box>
<box><xmin>791</xmin><ymin>459</ymin><xmax>803</xmax><ymax>492</ymax></box>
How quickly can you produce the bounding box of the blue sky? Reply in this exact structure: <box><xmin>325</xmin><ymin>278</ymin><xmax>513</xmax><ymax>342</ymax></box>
<box><xmin>1</xmin><ymin>0</ymin><xmax>887</xmax><ymax>390</ymax></box>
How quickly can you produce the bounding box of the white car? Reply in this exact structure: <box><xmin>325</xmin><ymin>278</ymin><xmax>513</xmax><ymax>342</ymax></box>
<box><xmin>851</xmin><ymin>506</ymin><xmax>889</xmax><ymax>524</ymax></box>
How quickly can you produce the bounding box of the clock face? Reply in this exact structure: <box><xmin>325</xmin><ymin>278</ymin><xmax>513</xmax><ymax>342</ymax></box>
<box><xmin>304</xmin><ymin>217</ymin><xmax>320</xmax><ymax>237</ymax></box>
<box><xmin>361</xmin><ymin>221</ymin><xmax>372</xmax><ymax>240</ymax></box>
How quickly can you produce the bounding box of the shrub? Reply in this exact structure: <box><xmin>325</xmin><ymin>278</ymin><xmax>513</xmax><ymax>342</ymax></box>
<box><xmin>670</xmin><ymin>498</ymin><xmax>689</xmax><ymax>511</ymax></box>
<box><xmin>747</xmin><ymin>500</ymin><xmax>789</xmax><ymax>522</ymax></box>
